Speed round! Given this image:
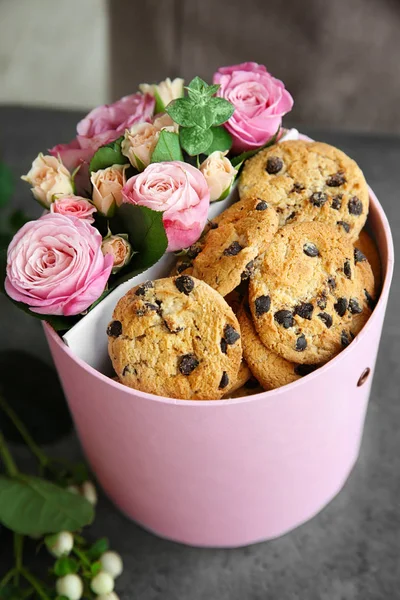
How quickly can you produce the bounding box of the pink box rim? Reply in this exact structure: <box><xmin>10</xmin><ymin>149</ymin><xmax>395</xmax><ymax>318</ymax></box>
<box><xmin>45</xmin><ymin>186</ymin><xmax>394</xmax><ymax>407</ymax></box>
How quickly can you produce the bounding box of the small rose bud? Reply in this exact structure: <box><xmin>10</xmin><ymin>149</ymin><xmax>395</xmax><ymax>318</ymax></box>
<box><xmin>96</xmin><ymin>593</ymin><xmax>120</xmax><ymax>600</ymax></box>
<box><xmin>56</xmin><ymin>574</ymin><xmax>83</xmax><ymax>600</ymax></box>
<box><xmin>21</xmin><ymin>153</ymin><xmax>73</xmax><ymax>208</ymax></box>
<box><xmin>91</xmin><ymin>164</ymin><xmax>129</xmax><ymax>216</ymax></box>
<box><xmin>91</xmin><ymin>572</ymin><xmax>114</xmax><ymax>595</ymax></box>
<box><xmin>121</xmin><ymin>113</ymin><xmax>178</xmax><ymax>170</ymax></box>
<box><xmin>101</xmin><ymin>234</ymin><xmax>132</xmax><ymax>274</ymax></box>
<box><xmin>46</xmin><ymin>531</ymin><xmax>74</xmax><ymax>557</ymax></box>
<box><xmin>139</xmin><ymin>77</ymin><xmax>184</xmax><ymax>111</ymax></box>
<box><xmin>81</xmin><ymin>481</ymin><xmax>97</xmax><ymax>505</ymax></box>
<box><xmin>199</xmin><ymin>151</ymin><xmax>237</xmax><ymax>202</ymax></box>
<box><xmin>100</xmin><ymin>551</ymin><xmax>123</xmax><ymax>579</ymax></box>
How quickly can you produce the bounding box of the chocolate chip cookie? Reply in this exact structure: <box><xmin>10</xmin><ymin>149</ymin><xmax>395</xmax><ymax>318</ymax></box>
<box><xmin>354</xmin><ymin>230</ymin><xmax>382</xmax><ymax>292</ymax></box>
<box><xmin>239</xmin><ymin>140</ymin><xmax>369</xmax><ymax>241</ymax></box>
<box><xmin>107</xmin><ymin>276</ymin><xmax>242</xmax><ymax>400</ymax></box>
<box><xmin>249</xmin><ymin>222</ymin><xmax>375</xmax><ymax>364</ymax></box>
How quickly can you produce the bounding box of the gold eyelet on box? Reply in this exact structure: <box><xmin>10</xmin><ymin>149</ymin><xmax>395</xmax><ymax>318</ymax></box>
<box><xmin>357</xmin><ymin>368</ymin><xmax>371</xmax><ymax>387</ymax></box>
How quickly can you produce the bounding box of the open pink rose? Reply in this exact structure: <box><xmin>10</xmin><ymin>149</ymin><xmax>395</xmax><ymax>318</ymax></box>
<box><xmin>50</xmin><ymin>195</ymin><xmax>97</xmax><ymax>223</ymax></box>
<box><xmin>5</xmin><ymin>213</ymin><xmax>113</xmax><ymax>316</ymax></box>
<box><xmin>122</xmin><ymin>162</ymin><xmax>210</xmax><ymax>252</ymax></box>
<box><xmin>213</xmin><ymin>62</ymin><xmax>293</xmax><ymax>153</ymax></box>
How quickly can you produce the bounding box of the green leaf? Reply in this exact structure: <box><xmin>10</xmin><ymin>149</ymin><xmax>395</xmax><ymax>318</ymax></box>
<box><xmin>151</xmin><ymin>131</ymin><xmax>183</xmax><ymax>163</ymax></box>
<box><xmin>89</xmin><ymin>136</ymin><xmax>127</xmax><ymax>173</ymax></box>
<box><xmin>179</xmin><ymin>126</ymin><xmax>213</xmax><ymax>156</ymax></box>
<box><xmin>207</xmin><ymin>97</ymin><xmax>235</xmax><ymax>126</ymax></box>
<box><xmin>166</xmin><ymin>98</ymin><xmax>194</xmax><ymax>127</ymax></box>
<box><xmin>205</xmin><ymin>84</ymin><xmax>220</xmax><ymax>97</ymax></box>
<box><xmin>231</xmin><ymin>127</ymin><xmax>281</xmax><ymax>168</ymax></box>
<box><xmin>69</xmin><ymin>462</ymin><xmax>90</xmax><ymax>485</ymax></box>
<box><xmin>190</xmin><ymin>105</ymin><xmax>214</xmax><ymax>130</ymax></box>
<box><xmin>203</xmin><ymin>127</ymin><xmax>233</xmax><ymax>155</ymax></box>
<box><xmin>0</xmin><ymin>583</ymin><xmax>21</xmax><ymax>599</ymax></box>
<box><xmin>187</xmin><ymin>76</ymin><xmax>208</xmax><ymax>95</ymax></box>
<box><xmin>54</xmin><ymin>556</ymin><xmax>79</xmax><ymax>576</ymax></box>
<box><xmin>0</xmin><ymin>475</ymin><xmax>94</xmax><ymax>535</ymax></box>
<box><xmin>90</xmin><ymin>561</ymin><xmax>102</xmax><ymax>576</ymax></box>
<box><xmin>154</xmin><ymin>88</ymin><xmax>165</xmax><ymax>113</ymax></box>
<box><xmin>0</xmin><ymin>162</ymin><xmax>14</xmax><ymax>208</ymax></box>
<box><xmin>87</xmin><ymin>538</ymin><xmax>109</xmax><ymax>560</ymax></box>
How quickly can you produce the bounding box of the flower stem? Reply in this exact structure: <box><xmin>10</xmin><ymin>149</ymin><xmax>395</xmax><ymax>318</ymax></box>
<box><xmin>0</xmin><ymin>429</ymin><xmax>18</xmax><ymax>477</ymax></box>
<box><xmin>73</xmin><ymin>546</ymin><xmax>91</xmax><ymax>568</ymax></box>
<box><xmin>0</xmin><ymin>567</ymin><xmax>17</xmax><ymax>588</ymax></box>
<box><xmin>0</xmin><ymin>394</ymin><xmax>49</xmax><ymax>468</ymax></box>
<box><xmin>20</xmin><ymin>568</ymin><xmax>50</xmax><ymax>600</ymax></box>
<box><xmin>14</xmin><ymin>533</ymin><xmax>24</xmax><ymax>586</ymax></box>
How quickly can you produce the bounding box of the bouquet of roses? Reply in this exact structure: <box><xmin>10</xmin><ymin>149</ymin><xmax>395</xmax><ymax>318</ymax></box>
<box><xmin>3</xmin><ymin>62</ymin><xmax>293</xmax><ymax>331</ymax></box>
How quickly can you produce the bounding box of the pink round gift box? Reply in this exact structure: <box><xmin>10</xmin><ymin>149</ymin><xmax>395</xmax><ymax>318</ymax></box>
<box><xmin>45</xmin><ymin>187</ymin><xmax>394</xmax><ymax>548</ymax></box>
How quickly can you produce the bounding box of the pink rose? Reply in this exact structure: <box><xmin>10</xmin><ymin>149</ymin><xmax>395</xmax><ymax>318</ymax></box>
<box><xmin>213</xmin><ymin>62</ymin><xmax>293</xmax><ymax>153</ymax></box>
<box><xmin>5</xmin><ymin>213</ymin><xmax>113</xmax><ymax>316</ymax></box>
<box><xmin>77</xmin><ymin>93</ymin><xmax>155</xmax><ymax>153</ymax></box>
<box><xmin>50</xmin><ymin>195</ymin><xmax>97</xmax><ymax>223</ymax></box>
<box><xmin>122</xmin><ymin>162</ymin><xmax>210</xmax><ymax>252</ymax></box>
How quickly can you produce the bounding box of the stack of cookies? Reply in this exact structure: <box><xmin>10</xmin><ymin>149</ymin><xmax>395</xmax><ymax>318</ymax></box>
<box><xmin>107</xmin><ymin>140</ymin><xmax>381</xmax><ymax>401</ymax></box>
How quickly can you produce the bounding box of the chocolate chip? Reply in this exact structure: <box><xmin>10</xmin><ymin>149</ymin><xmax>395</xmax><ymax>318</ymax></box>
<box><xmin>210</xmin><ymin>221</ymin><xmax>218</xmax><ymax>229</ymax></box>
<box><xmin>219</xmin><ymin>371</ymin><xmax>229</xmax><ymax>389</ymax></box>
<box><xmin>303</xmin><ymin>242</ymin><xmax>319</xmax><ymax>257</ymax></box>
<box><xmin>163</xmin><ymin>319</ymin><xmax>183</xmax><ymax>334</ymax></box>
<box><xmin>327</xmin><ymin>276</ymin><xmax>336</xmax><ymax>290</ymax></box>
<box><xmin>266</xmin><ymin>156</ymin><xmax>283</xmax><ymax>174</ymax></box>
<box><xmin>241</xmin><ymin>260</ymin><xmax>255</xmax><ymax>281</ymax></box>
<box><xmin>354</xmin><ymin>247</ymin><xmax>367</xmax><ymax>263</ymax></box>
<box><xmin>349</xmin><ymin>298</ymin><xmax>362</xmax><ymax>314</ymax></box>
<box><xmin>348</xmin><ymin>196</ymin><xmax>363</xmax><ymax>216</ymax></box>
<box><xmin>178</xmin><ymin>354</ymin><xmax>199</xmax><ymax>375</ymax></box>
<box><xmin>220</xmin><ymin>338</ymin><xmax>228</xmax><ymax>354</ymax></box>
<box><xmin>255</xmin><ymin>295</ymin><xmax>271</xmax><ymax>316</ymax></box>
<box><xmin>309</xmin><ymin>192</ymin><xmax>328</xmax><ymax>207</ymax></box>
<box><xmin>245</xmin><ymin>377</ymin><xmax>260</xmax><ymax>389</ymax></box>
<box><xmin>331</xmin><ymin>195</ymin><xmax>342</xmax><ymax>210</ymax></box>
<box><xmin>344</xmin><ymin>260</ymin><xmax>352</xmax><ymax>279</ymax></box>
<box><xmin>187</xmin><ymin>245</ymin><xmax>202</xmax><ymax>260</ymax></box>
<box><xmin>145</xmin><ymin>302</ymin><xmax>159</xmax><ymax>312</ymax></box>
<box><xmin>341</xmin><ymin>330</ymin><xmax>351</xmax><ymax>348</ymax></box>
<box><xmin>175</xmin><ymin>275</ymin><xmax>194</xmax><ymax>295</ymax></box>
<box><xmin>337</xmin><ymin>221</ymin><xmax>350</xmax><ymax>233</ymax></box>
<box><xmin>256</xmin><ymin>200</ymin><xmax>268</xmax><ymax>211</ymax></box>
<box><xmin>135</xmin><ymin>281</ymin><xmax>154</xmax><ymax>296</ymax></box>
<box><xmin>295</xmin><ymin>334</ymin><xmax>307</xmax><ymax>351</ymax></box>
<box><xmin>177</xmin><ymin>261</ymin><xmax>193</xmax><ymax>274</ymax></box>
<box><xmin>294</xmin><ymin>302</ymin><xmax>314</xmax><ymax>320</ymax></box>
<box><xmin>107</xmin><ymin>320</ymin><xmax>122</xmax><ymax>337</ymax></box>
<box><xmin>317</xmin><ymin>292</ymin><xmax>327</xmax><ymax>309</ymax></box>
<box><xmin>223</xmin><ymin>241</ymin><xmax>243</xmax><ymax>256</ymax></box>
<box><xmin>291</xmin><ymin>182</ymin><xmax>305</xmax><ymax>193</ymax></box>
<box><xmin>122</xmin><ymin>365</ymin><xmax>130</xmax><ymax>376</ymax></box>
<box><xmin>318</xmin><ymin>312</ymin><xmax>333</xmax><ymax>328</ymax></box>
<box><xmin>286</xmin><ymin>211</ymin><xmax>296</xmax><ymax>222</ymax></box>
<box><xmin>326</xmin><ymin>171</ymin><xmax>346</xmax><ymax>187</ymax></box>
<box><xmin>274</xmin><ymin>310</ymin><xmax>294</xmax><ymax>328</ymax></box>
<box><xmin>224</xmin><ymin>324</ymin><xmax>240</xmax><ymax>345</ymax></box>
<box><xmin>364</xmin><ymin>289</ymin><xmax>376</xmax><ymax>310</ymax></box>
<box><xmin>294</xmin><ymin>364</ymin><xmax>318</xmax><ymax>376</ymax></box>
<box><xmin>334</xmin><ymin>297</ymin><xmax>348</xmax><ymax>317</ymax></box>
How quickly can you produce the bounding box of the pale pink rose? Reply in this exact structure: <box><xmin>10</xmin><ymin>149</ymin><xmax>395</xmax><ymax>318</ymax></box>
<box><xmin>91</xmin><ymin>164</ymin><xmax>129</xmax><ymax>216</ymax></box>
<box><xmin>21</xmin><ymin>154</ymin><xmax>73</xmax><ymax>208</ymax></box>
<box><xmin>49</xmin><ymin>139</ymin><xmax>94</xmax><ymax>197</ymax></box>
<box><xmin>121</xmin><ymin>113</ymin><xmax>178</xmax><ymax>170</ymax></box>
<box><xmin>122</xmin><ymin>161</ymin><xmax>210</xmax><ymax>252</ymax></box>
<box><xmin>200</xmin><ymin>151</ymin><xmax>237</xmax><ymax>201</ymax></box>
<box><xmin>5</xmin><ymin>213</ymin><xmax>113</xmax><ymax>316</ymax></box>
<box><xmin>213</xmin><ymin>62</ymin><xmax>293</xmax><ymax>153</ymax></box>
<box><xmin>50</xmin><ymin>195</ymin><xmax>97</xmax><ymax>223</ymax></box>
<box><xmin>77</xmin><ymin>93</ymin><xmax>155</xmax><ymax>153</ymax></box>
<box><xmin>101</xmin><ymin>234</ymin><xmax>132</xmax><ymax>273</ymax></box>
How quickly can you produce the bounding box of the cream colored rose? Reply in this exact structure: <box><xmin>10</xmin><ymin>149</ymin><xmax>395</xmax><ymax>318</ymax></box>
<box><xmin>121</xmin><ymin>114</ymin><xmax>178</xmax><ymax>170</ymax></box>
<box><xmin>101</xmin><ymin>234</ymin><xmax>132</xmax><ymax>274</ymax></box>
<box><xmin>91</xmin><ymin>164</ymin><xmax>129</xmax><ymax>216</ymax></box>
<box><xmin>199</xmin><ymin>151</ymin><xmax>238</xmax><ymax>202</ymax></box>
<box><xmin>139</xmin><ymin>77</ymin><xmax>184</xmax><ymax>110</ymax></box>
<box><xmin>21</xmin><ymin>153</ymin><xmax>73</xmax><ymax>208</ymax></box>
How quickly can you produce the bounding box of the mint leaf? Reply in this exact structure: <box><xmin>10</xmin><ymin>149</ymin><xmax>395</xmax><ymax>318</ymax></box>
<box><xmin>166</xmin><ymin>98</ymin><xmax>194</xmax><ymax>127</ymax></box>
<box><xmin>190</xmin><ymin>104</ymin><xmax>214</xmax><ymax>129</ymax></box>
<box><xmin>89</xmin><ymin>136</ymin><xmax>127</xmax><ymax>173</ymax></box>
<box><xmin>231</xmin><ymin>127</ymin><xmax>281</xmax><ymax>168</ymax></box>
<box><xmin>151</xmin><ymin>131</ymin><xmax>183</xmax><ymax>163</ymax></box>
<box><xmin>179</xmin><ymin>126</ymin><xmax>213</xmax><ymax>156</ymax></box>
<box><xmin>187</xmin><ymin>76</ymin><xmax>208</xmax><ymax>95</ymax></box>
<box><xmin>203</xmin><ymin>127</ymin><xmax>232</xmax><ymax>155</ymax></box>
<box><xmin>208</xmin><ymin>97</ymin><xmax>235</xmax><ymax>126</ymax></box>
<box><xmin>205</xmin><ymin>84</ymin><xmax>220</xmax><ymax>97</ymax></box>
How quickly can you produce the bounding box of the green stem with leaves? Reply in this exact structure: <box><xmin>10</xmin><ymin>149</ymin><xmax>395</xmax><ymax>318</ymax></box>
<box><xmin>0</xmin><ymin>429</ymin><xmax>18</xmax><ymax>477</ymax></box>
<box><xmin>20</xmin><ymin>568</ymin><xmax>50</xmax><ymax>600</ymax></box>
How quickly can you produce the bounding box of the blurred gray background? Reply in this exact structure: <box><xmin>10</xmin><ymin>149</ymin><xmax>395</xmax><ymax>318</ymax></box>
<box><xmin>1</xmin><ymin>0</ymin><xmax>400</xmax><ymax>133</ymax></box>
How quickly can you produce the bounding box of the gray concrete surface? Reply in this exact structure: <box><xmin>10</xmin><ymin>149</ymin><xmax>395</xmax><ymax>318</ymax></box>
<box><xmin>0</xmin><ymin>107</ymin><xmax>399</xmax><ymax>599</ymax></box>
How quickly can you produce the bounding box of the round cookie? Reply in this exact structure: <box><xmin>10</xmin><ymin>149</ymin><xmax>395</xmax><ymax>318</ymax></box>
<box><xmin>107</xmin><ymin>276</ymin><xmax>242</xmax><ymax>401</ymax></box>
<box><xmin>354</xmin><ymin>230</ymin><xmax>382</xmax><ymax>292</ymax></box>
<box><xmin>223</xmin><ymin>380</ymin><xmax>265</xmax><ymax>399</ymax></box>
<box><xmin>239</xmin><ymin>140</ymin><xmax>369</xmax><ymax>241</ymax></box>
<box><xmin>237</xmin><ymin>303</ymin><xmax>319</xmax><ymax>389</ymax></box>
<box><xmin>191</xmin><ymin>195</ymin><xmax>279</xmax><ymax>296</ymax></box>
<box><xmin>249</xmin><ymin>222</ymin><xmax>375</xmax><ymax>364</ymax></box>
<box><xmin>225</xmin><ymin>359</ymin><xmax>252</xmax><ymax>395</ymax></box>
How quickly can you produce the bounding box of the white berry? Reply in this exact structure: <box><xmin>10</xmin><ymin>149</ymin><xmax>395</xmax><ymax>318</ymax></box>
<box><xmin>96</xmin><ymin>594</ymin><xmax>120</xmax><ymax>600</ymax></box>
<box><xmin>91</xmin><ymin>572</ymin><xmax>114</xmax><ymax>595</ymax></box>
<box><xmin>46</xmin><ymin>531</ymin><xmax>74</xmax><ymax>557</ymax></box>
<box><xmin>56</xmin><ymin>574</ymin><xmax>83</xmax><ymax>600</ymax></box>
<box><xmin>100</xmin><ymin>551</ymin><xmax>123</xmax><ymax>578</ymax></box>
<box><xmin>81</xmin><ymin>481</ymin><xmax>98</xmax><ymax>505</ymax></box>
